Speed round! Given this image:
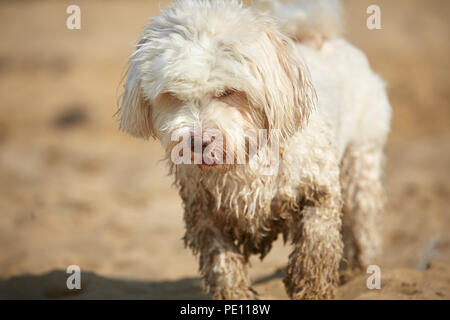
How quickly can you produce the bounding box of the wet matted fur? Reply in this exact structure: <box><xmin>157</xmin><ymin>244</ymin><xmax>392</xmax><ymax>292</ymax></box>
<box><xmin>118</xmin><ymin>0</ymin><xmax>391</xmax><ymax>299</ymax></box>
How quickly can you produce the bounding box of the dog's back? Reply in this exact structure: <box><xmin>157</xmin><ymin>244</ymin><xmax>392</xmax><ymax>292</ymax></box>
<box><xmin>253</xmin><ymin>0</ymin><xmax>343</xmax><ymax>45</ymax></box>
<box><xmin>254</xmin><ymin>0</ymin><xmax>391</xmax><ymax>161</ymax></box>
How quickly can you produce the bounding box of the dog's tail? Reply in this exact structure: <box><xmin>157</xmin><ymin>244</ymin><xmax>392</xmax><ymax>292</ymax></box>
<box><xmin>252</xmin><ymin>0</ymin><xmax>343</xmax><ymax>43</ymax></box>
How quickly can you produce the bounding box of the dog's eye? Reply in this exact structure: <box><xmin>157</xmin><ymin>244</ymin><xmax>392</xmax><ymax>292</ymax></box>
<box><xmin>216</xmin><ymin>89</ymin><xmax>234</xmax><ymax>98</ymax></box>
<box><xmin>157</xmin><ymin>92</ymin><xmax>183</xmax><ymax>105</ymax></box>
<box><xmin>162</xmin><ymin>92</ymin><xmax>180</xmax><ymax>100</ymax></box>
<box><xmin>165</xmin><ymin>92</ymin><xmax>177</xmax><ymax>98</ymax></box>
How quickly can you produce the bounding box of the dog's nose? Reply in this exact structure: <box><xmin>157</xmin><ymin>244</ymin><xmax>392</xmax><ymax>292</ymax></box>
<box><xmin>190</xmin><ymin>133</ymin><xmax>215</xmax><ymax>153</ymax></box>
<box><xmin>190</xmin><ymin>135</ymin><xmax>209</xmax><ymax>153</ymax></box>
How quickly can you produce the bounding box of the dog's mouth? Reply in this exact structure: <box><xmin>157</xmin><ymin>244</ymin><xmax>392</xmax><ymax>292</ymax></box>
<box><xmin>199</xmin><ymin>155</ymin><xmax>219</xmax><ymax>167</ymax></box>
<box><xmin>201</xmin><ymin>160</ymin><xmax>217</xmax><ymax>167</ymax></box>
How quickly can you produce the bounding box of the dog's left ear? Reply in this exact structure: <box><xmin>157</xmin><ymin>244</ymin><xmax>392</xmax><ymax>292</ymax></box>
<box><xmin>118</xmin><ymin>39</ymin><xmax>155</xmax><ymax>139</ymax></box>
<box><xmin>256</xmin><ymin>25</ymin><xmax>316</xmax><ymax>140</ymax></box>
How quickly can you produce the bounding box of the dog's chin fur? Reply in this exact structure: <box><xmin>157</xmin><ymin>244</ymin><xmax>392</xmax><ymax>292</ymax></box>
<box><xmin>119</xmin><ymin>0</ymin><xmax>392</xmax><ymax>300</ymax></box>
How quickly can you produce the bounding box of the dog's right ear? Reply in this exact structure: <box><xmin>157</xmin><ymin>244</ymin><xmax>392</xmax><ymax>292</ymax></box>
<box><xmin>118</xmin><ymin>39</ymin><xmax>155</xmax><ymax>139</ymax></box>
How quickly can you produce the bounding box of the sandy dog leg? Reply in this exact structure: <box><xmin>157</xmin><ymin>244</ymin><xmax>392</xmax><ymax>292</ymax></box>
<box><xmin>285</xmin><ymin>185</ymin><xmax>343</xmax><ymax>299</ymax></box>
<box><xmin>184</xmin><ymin>218</ymin><xmax>256</xmax><ymax>300</ymax></box>
<box><xmin>340</xmin><ymin>144</ymin><xmax>384</xmax><ymax>272</ymax></box>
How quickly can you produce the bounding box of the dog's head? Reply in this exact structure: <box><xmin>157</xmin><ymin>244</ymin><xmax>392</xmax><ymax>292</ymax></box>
<box><xmin>119</xmin><ymin>0</ymin><xmax>315</xmax><ymax>167</ymax></box>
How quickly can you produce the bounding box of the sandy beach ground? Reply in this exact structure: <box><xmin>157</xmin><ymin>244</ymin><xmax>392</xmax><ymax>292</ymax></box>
<box><xmin>0</xmin><ymin>0</ymin><xmax>449</xmax><ymax>299</ymax></box>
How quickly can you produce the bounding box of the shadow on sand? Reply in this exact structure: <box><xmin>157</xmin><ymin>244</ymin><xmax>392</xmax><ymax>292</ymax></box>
<box><xmin>0</xmin><ymin>269</ymin><xmax>285</xmax><ymax>299</ymax></box>
<box><xmin>0</xmin><ymin>270</ymin><xmax>207</xmax><ymax>300</ymax></box>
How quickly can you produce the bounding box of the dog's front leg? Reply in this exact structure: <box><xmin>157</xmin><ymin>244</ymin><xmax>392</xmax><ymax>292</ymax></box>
<box><xmin>284</xmin><ymin>187</ymin><xmax>343</xmax><ymax>300</ymax></box>
<box><xmin>184</xmin><ymin>221</ymin><xmax>256</xmax><ymax>300</ymax></box>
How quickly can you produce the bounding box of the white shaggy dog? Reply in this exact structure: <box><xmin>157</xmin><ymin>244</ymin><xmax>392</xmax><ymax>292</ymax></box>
<box><xmin>118</xmin><ymin>0</ymin><xmax>391</xmax><ymax>299</ymax></box>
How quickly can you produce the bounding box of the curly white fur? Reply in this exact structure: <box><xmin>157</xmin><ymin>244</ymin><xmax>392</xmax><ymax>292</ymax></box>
<box><xmin>253</xmin><ymin>0</ymin><xmax>344</xmax><ymax>45</ymax></box>
<box><xmin>118</xmin><ymin>0</ymin><xmax>391</xmax><ymax>300</ymax></box>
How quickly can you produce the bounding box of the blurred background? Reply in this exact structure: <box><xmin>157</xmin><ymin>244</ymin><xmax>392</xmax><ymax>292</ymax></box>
<box><xmin>0</xmin><ymin>0</ymin><xmax>449</xmax><ymax>299</ymax></box>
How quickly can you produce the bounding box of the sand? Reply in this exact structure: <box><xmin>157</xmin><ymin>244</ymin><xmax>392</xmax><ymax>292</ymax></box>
<box><xmin>0</xmin><ymin>0</ymin><xmax>449</xmax><ymax>299</ymax></box>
